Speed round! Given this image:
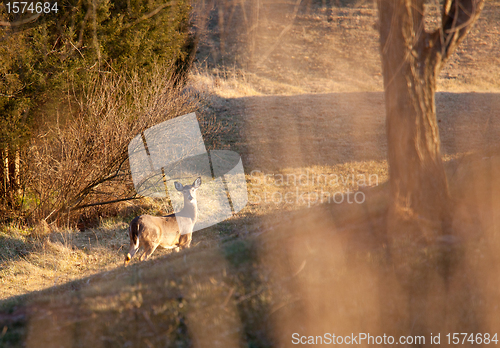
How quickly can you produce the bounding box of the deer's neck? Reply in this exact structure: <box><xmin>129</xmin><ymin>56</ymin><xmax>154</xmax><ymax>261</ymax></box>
<box><xmin>180</xmin><ymin>197</ymin><xmax>198</xmax><ymax>222</ymax></box>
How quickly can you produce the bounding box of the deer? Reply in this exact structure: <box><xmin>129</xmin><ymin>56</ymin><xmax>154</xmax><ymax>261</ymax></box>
<box><xmin>124</xmin><ymin>177</ymin><xmax>201</xmax><ymax>265</ymax></box>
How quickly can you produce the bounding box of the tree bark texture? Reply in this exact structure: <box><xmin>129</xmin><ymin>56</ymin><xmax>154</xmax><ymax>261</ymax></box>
<box><xmin>376</xmin><ymin>0</ymin><xmax>484</xmax><ymax>340</ymax></box>
<box><xmin>1</xmin><ymin>147</ymin><xmax>9</xmax><ymax>198</ymax></box>
<box><xmin>0</xmin><ymin>146</ymin><xmax>22</xmax><ymax>202</ymax></box>
<box><xmin>377</xmin><ymin>0</ymin><xmax>484</xmax><ymax>245</ymax></box>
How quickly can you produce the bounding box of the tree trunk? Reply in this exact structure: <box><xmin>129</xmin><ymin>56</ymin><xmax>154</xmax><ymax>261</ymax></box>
<box><xmin>377</xmin><ymin>0</ymin><xmax>484</xmax><ymax>340</ymax></box>
<box><xmin>377</xmin><ymin>0</ymin><xmax>484</xmax><ymax>249</ymax></box>
<box><xmin>0</xmin><ymin>146</ymin><xmax>23</xmax><ymax>203</ymax></box>
<box><xmin>379</xmin><ymin>0</ymin><xmax>451</xmax><ymax>247</ymax></box>
<box><xmin>1</xmin><ymin>147</ymin><xmax>9</xmax><ymax>199</ymax></box>
<box><xmin>12</xmin><ymin>146</ymin><xmax>21</xmax><ymax>197</ymax></box>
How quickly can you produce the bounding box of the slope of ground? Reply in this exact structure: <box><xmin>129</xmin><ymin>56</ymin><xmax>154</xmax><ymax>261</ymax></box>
<box><xmin>0</xmin><ymin>150</ymin><xmax>499</xmax><ymax>347</ymax></box>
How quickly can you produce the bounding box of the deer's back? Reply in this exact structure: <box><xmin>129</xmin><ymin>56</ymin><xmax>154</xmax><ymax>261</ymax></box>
<box><xmin>135</xmin><ymin>214</ymin><xmax>180</xmax><ymax>247</ymax></box>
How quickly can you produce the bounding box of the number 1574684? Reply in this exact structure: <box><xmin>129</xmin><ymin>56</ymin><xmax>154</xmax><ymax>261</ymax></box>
<box><xmin>5</xmin><ymin>2</ymin><xmax>58</xmax><ymax>14</ymax></box>
<box><xmin>446</xmin><ymin>333</ymin><xmax>498</xmax><ymax>345</ymax></box>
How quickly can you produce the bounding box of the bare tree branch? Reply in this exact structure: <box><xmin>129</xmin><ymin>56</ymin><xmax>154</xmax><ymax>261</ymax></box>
<box><xmin>122</xmin><ymin>3</ymin><xmax>172</xmax><ymax>30</ymax></box>
<box><xmin>72</xmin><ymin>196</ymin><xmax>140</xmax><ymax>211</ymax></box>
<box><xmin>256</xmin><ymin>0</ymin><xmax>302</xmax><ymax>66</ymax></box>
<box><xmin>0</xmin><ymin>13</ymin><xmax>41</xmax><ymax>27</ymax></box>
<box><xmin>430</xmin><ymin>0</ymin><xmax>485</xmax><ymax>64</ymax></box>
<box><xmin>24</xmin><ymin>66</ymin><xmax>205</xmax><ymax>224</ymax></box>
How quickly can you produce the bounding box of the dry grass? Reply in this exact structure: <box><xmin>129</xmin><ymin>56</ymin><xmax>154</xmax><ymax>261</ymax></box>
<box><xmin>0</xmin><ymin>150</ymin><xmax>498</xmax><ymax>347</ymax></box>
<box><xmin>0</xmin><ymin>158</ymin><xmax>386</xmax><ymax>300</ymax></box>
<box><xmin>0</xmin><ymin>222</ymin><xmax>128</xmax><ymax>300</ymax></box>
<box><xmin>260</xmin><ymin>154</ymin><xmax>500</xmax><ymax>347</ymax></box>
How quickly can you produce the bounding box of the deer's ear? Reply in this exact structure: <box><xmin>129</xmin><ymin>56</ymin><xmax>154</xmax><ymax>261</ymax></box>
<box><xmin>193</xmin><ymin>177</ymin><xmax>201</xmax><ymax>189</ymax></box>
<box><xmin>174</xmin><ymin>182</ymin><xmax>183</xmax><ymax>191</ymax></box>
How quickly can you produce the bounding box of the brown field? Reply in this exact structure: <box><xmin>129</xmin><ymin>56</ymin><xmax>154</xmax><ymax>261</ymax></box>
<box><xmin>1</xmin><ymin>1</ymin><xmax>500</xmax><ymax>347</ymax></box>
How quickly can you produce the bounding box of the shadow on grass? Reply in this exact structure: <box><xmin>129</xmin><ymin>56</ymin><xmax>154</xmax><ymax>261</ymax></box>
<box><xmin>0</xmin><ymin>234</ymin><xmax>35</xmax><ymax>267</ymax></box>
<box><xmin>0</xmin><ymin>212</ymin><xmax>274</xmax><ymax>347</ymax></box>
<box><xmin>204</xmin><ymin>91</ymin><xmax>500</xmax><ymax>172</ymax></box>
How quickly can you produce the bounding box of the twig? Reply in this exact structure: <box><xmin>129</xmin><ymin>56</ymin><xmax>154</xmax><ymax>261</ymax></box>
<box><xmin>122</xmin><ymin>3</ymin><xmax>172</xmax><ymax>30</ymax></box>
<box><xmin>0</xmin><ymin>13</ymin><xmax>41</xmax><ymax>27</ymax></box>
<box><xmin>72</xmin><ymin>196</ymin><xmax>140</xmax><ymax>211</ymax></box>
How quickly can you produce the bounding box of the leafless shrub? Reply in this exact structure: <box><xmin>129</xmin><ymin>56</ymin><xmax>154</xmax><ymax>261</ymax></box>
<box><xmin>24</xmin><ymin>65</ymin><xmax>210</xmax><ymax>225</ymax></box>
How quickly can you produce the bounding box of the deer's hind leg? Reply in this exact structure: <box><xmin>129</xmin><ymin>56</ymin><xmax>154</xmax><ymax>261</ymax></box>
<box><xmin>178</xmin><ymin>233</ymin><xmax>192</xmax><ymax>250</ymax></box>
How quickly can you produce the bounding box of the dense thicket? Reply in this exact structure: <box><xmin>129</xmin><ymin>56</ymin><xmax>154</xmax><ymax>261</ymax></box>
<box><xmin>0</xmin><ymin>0</ymin><xmax>197</xmax><ymax>224</ymax></box>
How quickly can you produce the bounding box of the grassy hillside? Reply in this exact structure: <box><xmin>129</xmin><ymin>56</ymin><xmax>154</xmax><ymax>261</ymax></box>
<box><xmin>1</xmin><ymin>150</ymin><xmax>499</xmax><ymax>347</ymax></box>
